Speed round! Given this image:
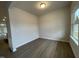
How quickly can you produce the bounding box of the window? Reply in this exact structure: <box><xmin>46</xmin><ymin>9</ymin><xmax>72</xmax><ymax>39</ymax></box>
<box><xmin>71</xmin><ymin>8</ymin><xmax>79</xmax><ymax>45</ymax></box>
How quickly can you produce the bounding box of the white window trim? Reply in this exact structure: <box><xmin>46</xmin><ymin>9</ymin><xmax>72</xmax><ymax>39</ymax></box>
<box><xmin>70</xmin><ymin>35</ymin><xmax>78</xmax><ymax>46</ymax></box>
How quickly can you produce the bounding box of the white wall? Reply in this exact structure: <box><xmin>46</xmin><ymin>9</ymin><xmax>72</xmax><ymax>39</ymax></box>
<box><xmin>39</xmin><ymin>6</ymin><xmax>70</xmax><ymax>42</ymax></box>
<box><xmin>70</xmin><ymin>2</ymin><xmax>79</xmax><ymax>58</ymax></box>
<box><xmin>9</xmin><ymin>7</ymin><xmax>39</xmax><ymax>51</ymax></box>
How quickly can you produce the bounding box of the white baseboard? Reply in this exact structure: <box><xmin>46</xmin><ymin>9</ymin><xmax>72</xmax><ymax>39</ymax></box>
<box><xmin>40</xmin><ymin>37</ymin><xmax>69</xmax><ymax>43</ymax></box>
<box><xmin>12</xmin><ymin>48</ymin><xmax>17</xmax><ymax>52</ymax></box>
<box><xmin>15</xmin><ymin>37</ymin><xmax>39</xmax><ymax>50</ymax></box>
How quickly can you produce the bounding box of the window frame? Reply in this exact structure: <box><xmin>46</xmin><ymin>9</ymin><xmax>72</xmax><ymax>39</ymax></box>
<box><xmin>70</xmin><ymin>8</ymin><xmax>79</xmax><ymax>46</ymax></box>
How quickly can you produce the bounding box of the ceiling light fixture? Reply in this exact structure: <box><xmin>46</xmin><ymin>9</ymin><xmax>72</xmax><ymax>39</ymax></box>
<box><xmin>40</xmin><ymin>3</ymin><xmax>46</xmax><ymax>8</ymax></box>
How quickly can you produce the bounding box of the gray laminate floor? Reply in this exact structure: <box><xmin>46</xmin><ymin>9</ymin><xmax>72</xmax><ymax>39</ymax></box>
<box><xmin>0</xmin><ymin>38</ymin><xmax>75</xmax><ymax>58</ymax></box>
<box><xmin>0</xmin><ymin>39</ymin><xmax>14</xmax><ymax>58</ymax></box>
<box><xmin>13</xmin><ymin>38</ymin><xmax>75</xmax><ymax>58</ymax></box>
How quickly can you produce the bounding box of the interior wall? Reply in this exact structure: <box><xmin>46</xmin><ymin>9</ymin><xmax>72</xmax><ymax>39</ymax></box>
<box><xmin>70</xmin><ymin>2</ymin><xmax>79</xmax><ymax>58</ymax></box>
<box><xmin>39</xmin><ymin>6</ymin><xmax>71</xmax><ymax>42</ymax></box>
<box><xmin>9</xmin><ymin>7</ymin><xmax>39</xmax><ymax>51</ymax></box>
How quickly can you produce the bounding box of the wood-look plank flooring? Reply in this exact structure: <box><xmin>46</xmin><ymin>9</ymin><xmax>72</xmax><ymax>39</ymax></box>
<box><xmin>0</xmin><ymin>38</ymin><xmax>75</xmax><ymax>58</ymax></box>
<box><xmin>0</xmin><ymin>40</ymin><xmax>14</xmax><ymax>58</ymax></box>
<box><xmin>13</xmin><ymin>38</ymin><xmax>75</xmax><ymax>58</ymax></box>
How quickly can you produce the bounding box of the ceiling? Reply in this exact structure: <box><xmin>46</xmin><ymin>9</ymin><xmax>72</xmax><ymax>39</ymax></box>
<box><xmin>10</xmin><ymin>1</ymin><xmax>71</xmax><ymax>16</ymax></box>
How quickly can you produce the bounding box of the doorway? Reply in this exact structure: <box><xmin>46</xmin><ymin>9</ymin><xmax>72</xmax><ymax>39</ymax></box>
<box><xmin>0</xmin><ymin>1</ymin><xmax>13</xmax><ymax>57</ymax></box>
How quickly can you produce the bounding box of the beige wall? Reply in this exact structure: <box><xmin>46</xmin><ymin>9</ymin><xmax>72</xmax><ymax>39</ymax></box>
<box><xmin>9</xmin><ymin>7</ymin><xmax>39</xmax><ymax>51</ymax></box>
<box><xmin>70</xmin><ymin>2</ymin><xmax>79</xmax><ymax>58</ymax></box>
<box><xmin>39</xmin><ymin>6</ymin><xmax>71</xmax><ymax>42</ymax></box>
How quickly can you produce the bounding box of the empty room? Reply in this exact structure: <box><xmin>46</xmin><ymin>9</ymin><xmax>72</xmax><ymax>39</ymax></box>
<box><xmin>0</xmin><ymin>1</ymin><xmax>79</xmax><ymax>58</ymax></box>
